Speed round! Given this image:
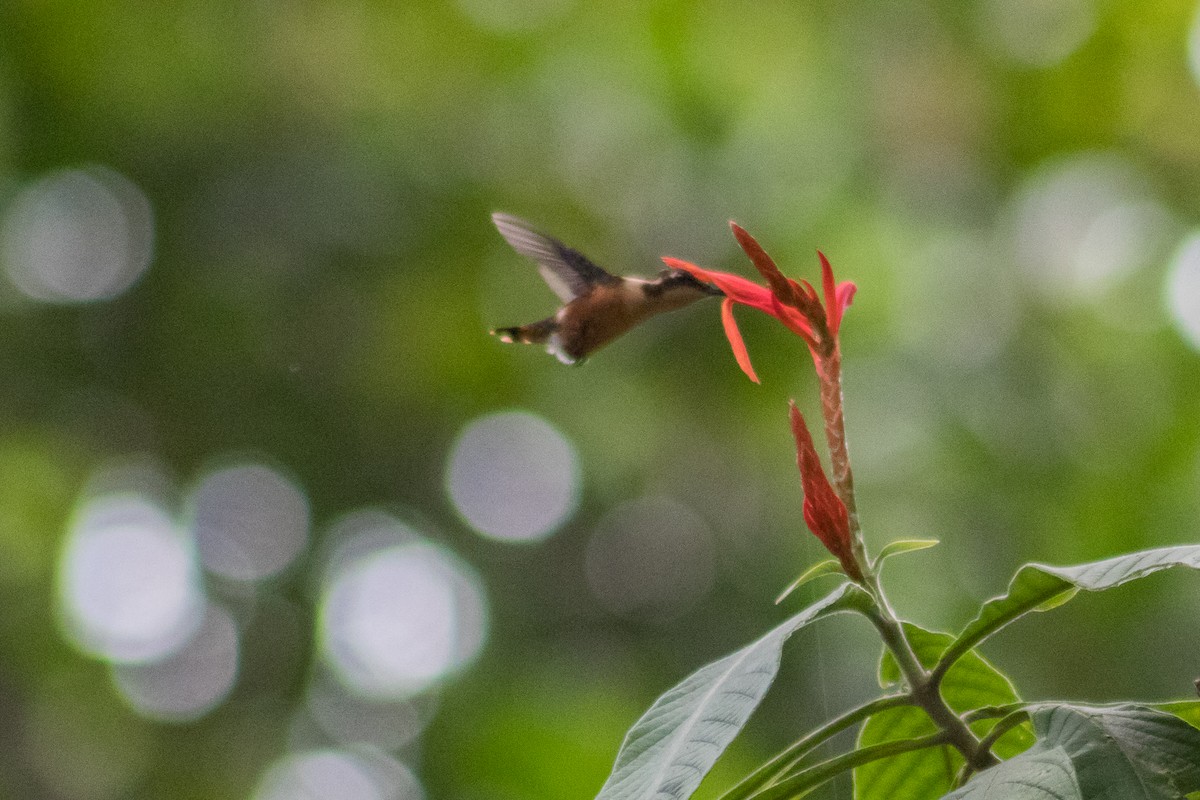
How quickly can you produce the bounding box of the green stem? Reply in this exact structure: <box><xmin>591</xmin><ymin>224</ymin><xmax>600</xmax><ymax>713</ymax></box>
<box><xmin>717</xmin><ymin>694</ymin><xmax>913</xmax><ymax>800</ymax></box>
<box><xmin>961</xmin><ymin>703</ymin><xmax>1028</xmax><ymax>724</ymax></box>
<box><xmin>956</xmin><ymin>710</ymin><xmax>1031</xmax><ymax>786</ymax></box>
<box><xmin>812</xmin><ymin>335</ymin><xmax>998</xmax><ymax>773</ymax></box>
<box><xmin>859</xmin><ymin>582</ymin><xmax>999</xmax><ymax>773</ymax></box>
<box><xmin>744</xmin><ymin>731</ymin><xmax>951</xmax><ymax>800</ymax></box>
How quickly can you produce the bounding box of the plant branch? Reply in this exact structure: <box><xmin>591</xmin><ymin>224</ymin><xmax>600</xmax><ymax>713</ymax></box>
<box><xmin>743</xmin><ymin>731</ymin><xmax>952</xmax><ymax>800</ymax></box>
<box><xmin>859</xmin><ymin>593</ymin><xmax>1000</xmax><ymax>773</ymax></box>
<box><xmin>961</xmin><ymin>703</ymin><xmax>1029</xmax><ymax>724</ymax></box>
<box><xmin>717</xmin><ymin>693</ymin><xmax>913</xmax><ymax>800</ymax></box>
<box><xmin>955</xmin><ymin>709</ymin><xmax>1031</xmax><ymax>786</ymax></box>
<box><xmin>810</xmin><ymin>314</ymin><xmax>998</xmax><ymax>774</ymax></box>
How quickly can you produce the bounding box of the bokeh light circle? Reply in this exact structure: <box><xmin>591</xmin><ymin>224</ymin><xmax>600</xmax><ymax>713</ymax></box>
<box><xmin>446</xmin><ymin>410</ymin><xmax>580</xmax><ymax>542</ymax></box>
<box><xmin>1189</xmin><ymin>2</ymin><xmax>1200</xmax><ymax>88</ymax></box>
<box><xmin>1165</xmin><ymin>232</ymin><xmax>1200</xmax><ymax>351</ymax></box>
<box><xmin>1010</xmin><ymin>153</ymin><xmax>1171</xmax><ymax>305</ymax></box>
<box><xmin>0</xmin><ymin>166</ymin><xmax>154</xmax><ymax>303</ymax></box>
<box><xmin>320</xmin><ymin>535</ymin><xmax>487</xmax><ymax>698</ymax></box>
<box><xmin>190</xmin><ymin>462</ymin><xmax>310</xmax><ymax>581</ymax></box>
<box><xmin>306</xmin><ymin>675</ymin><xmax>428</xmax><ymax>751</ymax></box>
<box><xmin>254</xmin><ymin>749</ymin><xmax>422</xmax><ymax>800</ymax></box>
<box><xmin>977</xmin><ymin>0</ymin><xmax>1094</xmax><ymax>68</ymax></box>
<box><xmin>585</xmin><ymin>496</ymin><xmax>716</xmax><ymax>622</ymax></box>
<box><xmin>457</xmin><ymin>0</ymin><xmax>574</xmax><ymax>33</ymax></box>
<box><xmin>111</xmin><ymin>603</ymin><xmax>240</xmax><ymax>722</ymax></box>
<box><xmin>59</xmin><ymin>494</ymin><xmax>205</xmax><ymax>664</ymax></box>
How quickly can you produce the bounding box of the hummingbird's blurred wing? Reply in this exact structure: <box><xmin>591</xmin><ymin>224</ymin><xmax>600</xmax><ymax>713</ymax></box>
<box><xmin>492</xmin><ymin>213</ymin><xmax>621</xmax><ymax>302</ymax></box>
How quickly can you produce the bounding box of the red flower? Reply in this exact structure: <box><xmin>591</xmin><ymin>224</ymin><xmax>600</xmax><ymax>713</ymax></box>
<box><xmin>789</xmin><ymin>401</ymin><xmax>862</xmax><ymax>582</ymax></box>
<box><xmin>662</xmin><ymin>222</ymin><xmax>855</xmax><ymax>383</ymax></box>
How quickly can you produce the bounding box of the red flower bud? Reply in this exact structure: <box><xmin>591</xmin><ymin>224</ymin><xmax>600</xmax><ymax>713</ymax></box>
<box><xmin>789</xmin><ymin>401</ymin><xmax>862</xmax><ymax>582</ymax></box>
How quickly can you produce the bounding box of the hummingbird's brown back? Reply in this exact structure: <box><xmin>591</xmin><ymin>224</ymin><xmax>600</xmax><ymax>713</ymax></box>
<box><xmin>489</xmin><ymin>214</ymin><xmax>721</xmax><ymax>364</ymax></box>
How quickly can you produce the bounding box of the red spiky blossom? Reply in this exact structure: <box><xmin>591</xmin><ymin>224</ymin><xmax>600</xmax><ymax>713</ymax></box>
<box><xmin>661</xmin><ymin>222</ymin><xmax>856</xmax><ymax>384</ymax></box>
<box><xmin>664</xmin><ymin>223</ymin><xmax>865</xmax><ymax>581</ymax></box>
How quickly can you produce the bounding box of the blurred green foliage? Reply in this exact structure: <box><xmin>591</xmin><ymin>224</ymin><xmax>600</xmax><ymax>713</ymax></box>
<box><xmin>2</xmin><ymin>1</ymin><xmax>1200</xmax><ymax>798</ymax></box>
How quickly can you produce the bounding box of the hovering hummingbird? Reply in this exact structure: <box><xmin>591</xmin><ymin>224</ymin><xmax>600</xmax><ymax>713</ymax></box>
<box><xmin>489</xmin><ymin>213</ymin><xmax>723</xmax><ymax>364</ymax></box>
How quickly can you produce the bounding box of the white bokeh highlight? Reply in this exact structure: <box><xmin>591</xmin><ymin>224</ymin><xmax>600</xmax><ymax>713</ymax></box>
<box><xmin>1166</xmin><ymin>232</ymin><xmax>1200</xmax><ymax>351</ymax></box>
<box><xmin>320</xmin><ymin>516</ymin><xmax>487</xmax><ymax>699</ymax></box>
<box><xmin>978</xmin><ymin>0</ymin><xmax>1095</xmax><ymax>68</ymax></box>
<box><xmin>1011</xmin><ymin>153</ymin><xmax>1173</xmax><ymax>305</ymax></box>
<box><xmin>59</xmin><ymin>494</ymin><xmax>205</xmax><ymax>663</ymax></box>
<box><xmin>190</xmin><ymin>463</ymin><xmax>310</xmax><ymax>581</ymax></box>
<box><xmin>111</xmin><ymin>603</ymin><xmax>240</xmax><ymax>722</ymax></box>
<box><xmin>585</xmin><ymin>496</ymin><xmax>716</xmax><ymax>622</ymax></box>
<box><xmin>306</xmin><ymin>675</ymin><xmax>428</xmax><ymax>751</ymax></box>
<box><xmin>254</xmin><ymin>749</ymin><xmax>422</xmax><ymax>800</ymax></box>
<box><xmin>1189</xmin><ymin>1</ymin><xmax>1200</xmax><ymax>89</ymax></box>
<box><xmin>1</xmin><ymin>166</ymin><xmax>154</xmax><ymax>303</ymax></box>
<box><xmin>446</xmin><ymin>410</ymin><xmax>580</xmax><ymax>543</ymax></box>
<box><xmin>456</xmin><ymin>0</ymin><xmax>575</xmax><ymax>34</ymax></box>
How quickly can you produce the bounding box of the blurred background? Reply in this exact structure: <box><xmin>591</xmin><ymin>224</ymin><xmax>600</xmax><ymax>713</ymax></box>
<box><xmin>1</xmin><ymin>0</ymin><xmax>1199</xmax><ymax>798</ymax></box>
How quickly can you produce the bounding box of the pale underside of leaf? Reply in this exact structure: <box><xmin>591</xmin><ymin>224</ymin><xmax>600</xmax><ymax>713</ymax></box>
<box><xmin>595</xmin><ymin>584</ymin><xmax>869</xmax><ymax>800</ymax></box>
<box><xmin>940</xmin><ymin>746</ymin><xmax>1080</xmax><ymax>800</ymax></box>
<box><xmin>1028</xmin><ymin>704</ymin><xmax>1200</xmax><ymax>800</ymax></box>
<box><xmin>944</xmin><ymin>703</ymin><xmax>1200</xmax><ymax>800</ymax></box>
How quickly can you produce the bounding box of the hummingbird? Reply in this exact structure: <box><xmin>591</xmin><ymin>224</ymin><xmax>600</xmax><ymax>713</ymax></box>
<box><xmin>489</xmin><ymin>213</ymin><xmax>723</xmax><ymax>364</ymax></box>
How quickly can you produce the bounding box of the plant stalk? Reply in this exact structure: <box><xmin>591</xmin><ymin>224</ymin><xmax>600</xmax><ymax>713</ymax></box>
<box><xmin>813</xmin><ymin>350</ymin><xmax>999</xmax><ymax>773</ymax></box>
<box><xmin>860</xmin><ymin>578</ymin><xmax>1000</xmax><ymax>773</ymax></box>
<box><xmin>744</xmin><ymin>731</ymin><xmax>952</xmax><ymax>800</ymax></box>
<box><xmin>717</xmin><ymin>694</ymin><xmax>913</xmax><ymax>800</ymax></box>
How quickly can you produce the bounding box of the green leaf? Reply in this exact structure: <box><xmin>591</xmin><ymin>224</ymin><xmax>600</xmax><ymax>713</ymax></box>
<box><xmin>874</xmin><ymin>539</ymin><xmax>940</xmax><ymax>569</ymax></box>
<box><xmin>1157</xmin><ymin>701</ymin><xmax>1200</xmax><ymax>731</ymax></box>
<box><xmin>775</xmin><ymin>560</ymin><xmax>844</xmax><ymax>604</ymax></box>
<box><xmin>937</xmin><ymin>546</ymin><xmax>1200</xmax><ymax>679</ymax></box>
<box><xmin>595</xmin><ymin>585</ymin><xmax>870</xmax><ymax>800</ymax></box>
<box><xmin>855</xmin><ymin>625</ymin><xmax>1033</xmax><ymax>800</ymax></box>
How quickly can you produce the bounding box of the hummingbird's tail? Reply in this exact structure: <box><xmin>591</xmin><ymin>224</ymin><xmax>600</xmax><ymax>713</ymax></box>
<box><xmin>490</xmin><ymin>317</ymin><xmax>557</xmax><ymax>346</ymax></box>
<box><xmin>491</xmin><ymin>317</ymin><xmax>580</xmax><ymax>365</ymax></box>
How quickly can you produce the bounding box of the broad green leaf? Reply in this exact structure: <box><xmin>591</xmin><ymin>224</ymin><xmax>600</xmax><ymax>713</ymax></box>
<box><xmin>595</xmin><ymin>585</ymin><xmax>870</xmax><ymax>800</ymax></box>
<box><xmin>938</xmin><ymin>546</ymin><xmax>1200</xmax><ymax>676</ymax></box>
<box><xmin>1157</xmin><ymin>701</ymin><xmax>1200</xmax><ymax>731</ymax></box>
<box><xmin>855</xmin><ymin>625</ymin><xmax>1033</xmax><ymax>800</ymax></box>
<box><xmin>940</xmin><ymin>746</ymin><xmax>1080</xmax><ymax>799</ymax></box>
<box><xmin>1030</xmin><ymin>704</ymin><xmax>1200</xmax><ymax>798</ymax></box>
<box><xmin>775</xmin><ymin>560</ymin><xmax>843</xmax><ymax>604</ymax></box>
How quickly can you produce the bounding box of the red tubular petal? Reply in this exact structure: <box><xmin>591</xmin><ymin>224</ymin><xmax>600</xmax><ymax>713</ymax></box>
<box><xmin>721</xmin><ymin>298</ymin><xmax>759</xmax><ymax>384</ymax></box>
<box><xmin>662</xmin><ymin>257</ymin><xmax>778</xmax><ymax>314</ymax></box>
<box><xmin>770</xmin><ymin>295</ymin><xmax>818</xmax><ymax>348</ymax></box>
<box><xmin>818</xmin><ymin>251</ymin><xmax>839</xmax><ymax>332</ymax></box>
<box><xmin>836</xmin><ymin>282</ymin><xmax>857</xmax><ymax>311</ymax></box>
<box><xmin>730</xmin><ymin>222</ymin><xmax>799</xmax><ymax>306</ymax></box>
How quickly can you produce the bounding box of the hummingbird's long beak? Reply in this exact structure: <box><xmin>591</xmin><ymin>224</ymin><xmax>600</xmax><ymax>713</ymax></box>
<box><xmin>659</xmin><ymin>268</ymin><xmax>724</xmax><ymax>297</ymax></box>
